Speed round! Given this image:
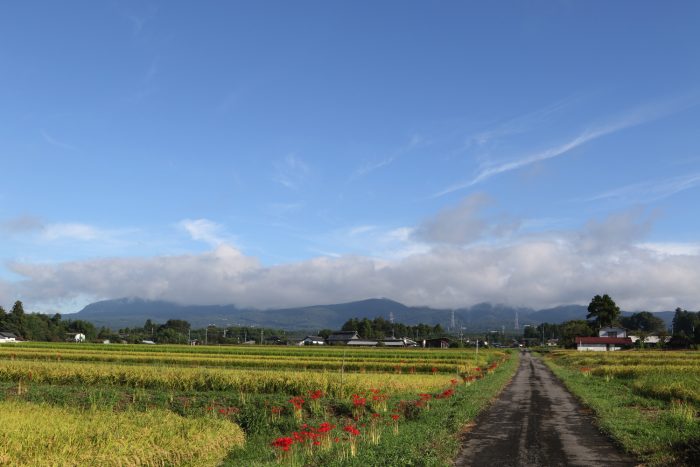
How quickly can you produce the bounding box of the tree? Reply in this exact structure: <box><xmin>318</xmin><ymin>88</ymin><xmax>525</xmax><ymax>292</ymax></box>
<box><xmin>671</xmin><ymin>308</ymin><xmax>699</xmax><ymax>346</ymax></box>
<box><xmin>7</xmin><ymin>300</ymin><xmax>27</xmax><ymax>337</ymax></box>
<box><xmin>620</xmin><ymin>311</ymin><xmax>666</xmax><ymax>334</ymax></box>
<box><xmin>586</xmin><ymin>294</ymin><xmax>620</xmax><ymax>329</ymax></box>
<box><xmin>559</xmin><ymin>320</ymin><xmax>594</xmax><ymax>348</ymax></box>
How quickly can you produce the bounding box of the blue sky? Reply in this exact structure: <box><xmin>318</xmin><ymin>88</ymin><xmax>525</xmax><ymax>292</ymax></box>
<box><xmin>1</xmin><ymin>1</ymin><xmax>699</xmax><ymax>313</ymax></box>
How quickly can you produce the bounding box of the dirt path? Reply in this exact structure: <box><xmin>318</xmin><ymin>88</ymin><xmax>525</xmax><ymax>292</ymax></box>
<box><xmin>454</xmin><ymin>351</ymin><xmax>637</xmax><ymax>467</ymax></box>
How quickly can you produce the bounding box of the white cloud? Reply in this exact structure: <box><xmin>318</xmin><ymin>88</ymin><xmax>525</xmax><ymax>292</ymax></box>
<box><xmin>414</xmin><ymin>194</ymin><xmax>519</xmax><ymax>245</ymax></box>
<box><xmin>435</xmin><ymin>94</ymin><xmax>700</xmax><ymax>197</ymax></box>
<box><xmin>179</xmin><ymin>219</ymin><xmax>229</xmax><ymax>246</ymax></box>
<box><xmin>5</xmin><ymin>209</ymin><xmax>700</xmax><ymax>313</ymax></box>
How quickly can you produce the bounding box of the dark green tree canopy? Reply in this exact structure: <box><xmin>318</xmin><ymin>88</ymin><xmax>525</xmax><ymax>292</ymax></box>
<box><xmin>620</xmin><ymin>311</ymin><xmax>666</xmax><ymax>333</ymax></box>
<box><xmin>586</xmin><ymin>294</ymin><xmax>621</xmax><ymax>329</ymax></box>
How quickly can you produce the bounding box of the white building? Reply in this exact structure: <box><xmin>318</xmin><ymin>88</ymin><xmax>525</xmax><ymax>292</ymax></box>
<box><xmin>576</xmin><ymin>336</ymin><xmax>632</xmax><ymax>351</ymax></box>
<box><xmin>0</xmin><ymin>332</ymin><xmax>18</xmax><ymax>343</ymax></box>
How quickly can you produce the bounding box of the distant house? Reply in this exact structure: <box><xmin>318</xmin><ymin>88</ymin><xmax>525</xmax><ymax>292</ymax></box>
<box><xmin>575</xmin><ymin>336</ymin><xmax>633</xmax><ymax>351</ymax></box>
<box><xmin>423</xmin><ymin>337</ymin><xmax>451</xmax><ymax>349</ymax></box>
<box><xmin>598</xmin><ymin>327</ymin><xmax>627</xmax><ymax>338</ymax></box>
<box><xmin>301</xmin><ymin>336</ymin><xmax>325</xmax><ymax>345</ymax></box>
<box><xmin>383</xmin><ymin>337</ymin><xmax>418</xmax><ymax>347</ymax></box>
<box><xmin>327</xmin><ymin>331</ymin><xmax>360</xmax><ymax>345</ymax></box>
<box><xmin>347</xmin><ymin>339</ymin><xmax>379</xmax><ymax>346</ymax></box>
<box><xmin>628</xmin><ymin>334</ymin><xmax>670</xmax><ymax>345</ymax></box>
<box><xmin>0</xmin><ymin>331</ymin><xmax>18</xmax><ymax>343</ymax></box>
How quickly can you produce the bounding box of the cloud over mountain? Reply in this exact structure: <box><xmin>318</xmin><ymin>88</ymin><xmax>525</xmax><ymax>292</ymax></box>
<box><xmin>4</xmin><ymin>209</ymin><xmax>699</xmax><ymax>313</ymax></box>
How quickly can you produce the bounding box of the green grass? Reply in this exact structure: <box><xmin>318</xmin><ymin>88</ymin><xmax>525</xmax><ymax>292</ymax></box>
<box><xmin>544</xmin><ymin>352</ymin><xmax>700</xmax><ymax>466</ymax></box>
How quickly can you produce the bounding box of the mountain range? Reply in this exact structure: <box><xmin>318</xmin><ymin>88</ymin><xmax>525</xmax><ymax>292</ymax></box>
<box><xmin>67</xmin><ymin>298</ymin><xmax>676</xmax><ymax>332</ymax></box>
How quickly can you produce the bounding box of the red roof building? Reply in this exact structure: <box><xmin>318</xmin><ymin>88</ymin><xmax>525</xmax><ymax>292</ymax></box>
<box><xmin>575</xmin><ymin>336</ymin><xmax>633</xmax><ymax>351</ymax></box>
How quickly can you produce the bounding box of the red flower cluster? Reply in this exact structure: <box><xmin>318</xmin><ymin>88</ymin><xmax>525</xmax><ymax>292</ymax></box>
<box><xmin>308</xmin><ymin>389</ymin><xmax>324</xmax><ymax>400</ymax></box>
<box><xmin>271</xmin><ymin>436</ymin><xmax>294</xmax><ymax>452</ymax></box>
<box><xmin>437</xmin><ymin>388</ymin><xmax>454</xmax><ymax>399</ymax></box>
<box><xmin>343</xmin><ymin>424</ymin><xmax>361</xmax><ymax>436</ymax></box>
<box><xmin>289</xmin><ymin>396</ymin><xmax>305</xmax><ymax>410</ymax></box>
<box><xmin>351</xmin><ymin>394</ymin><xmax>367</xmax><ymax>407</ymax></box>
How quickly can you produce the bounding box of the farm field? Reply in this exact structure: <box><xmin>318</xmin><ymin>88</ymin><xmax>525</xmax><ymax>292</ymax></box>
<box><xmin>544</xmin><ymin>350</ymin><xmax>700</xmax><ymax>466</ymax></box>
<box><xmin>0</xmin><ymin>342</ymin><xmax>517</xmax><ymax>466</ymax></box>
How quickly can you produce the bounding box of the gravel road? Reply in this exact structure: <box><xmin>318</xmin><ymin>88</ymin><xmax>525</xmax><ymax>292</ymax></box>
<box><xmin>454</xmin><ymin>351</ymin><xmax>637</xmax><ymax>467</ymax></box>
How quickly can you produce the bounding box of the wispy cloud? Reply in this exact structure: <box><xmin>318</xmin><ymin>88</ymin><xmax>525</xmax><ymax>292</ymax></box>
<box><xmin>583</xmin><ymin>172</ymin><xmax>700</xmax><ymax>204</ymax></box>
<box><xmin>272</xmin><ymin>154</ymin><xmax>310</xmax><ymax>189</ymax></box>
<box><xmin>434</xmin><ymin>94</ymin><xmax>700</xmax><ymax>197</ymax></box>
<box><xmin>469</xmin><ymin>95</ymin><xmax>580</xmax><ymax>148</ymax></box>
<box><xmin>179</xmin><ymin>219</ymin><xmax>232</xmax><ymax>247</ymax></box>
<box><xmin>353</xmin><ymin>134</ymin><xmax>425</xmax><ymax>178</ymax></box>
<box><xmin>41</xmin><ymin>130</ymin><xmax>76</xmax><ymax>151</ymax></box>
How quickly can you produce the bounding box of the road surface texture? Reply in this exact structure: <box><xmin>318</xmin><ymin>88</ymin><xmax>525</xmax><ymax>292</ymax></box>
<box><xmin>454</xmin><ymin>351</ymin><xmax>637</xmax><ymax>467</ymax></box>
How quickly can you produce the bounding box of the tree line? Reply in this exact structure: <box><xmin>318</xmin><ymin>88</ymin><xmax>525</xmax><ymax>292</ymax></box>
<box><xmin>338</xmin><ymin>316</ymin><xmax>444</xmax><ymax>340</ymax></box>
<box><xmin>0</xmin><ymin>300</ymin><xmax>103</xmax><ymax>341</ymax></box>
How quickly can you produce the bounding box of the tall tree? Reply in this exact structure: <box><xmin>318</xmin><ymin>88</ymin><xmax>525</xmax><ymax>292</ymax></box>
<box><xmin>7</xmin><ymin>300</ymin><xmax>27</xmax><ymax>337</ymax></box>
<box><xmin>586</xmin><ymin>294</ymin><xmax>620</xmax><ymax>329</ymax></box>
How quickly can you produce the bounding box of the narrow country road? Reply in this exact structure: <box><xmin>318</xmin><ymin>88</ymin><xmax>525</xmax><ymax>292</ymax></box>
<box><xmin>454</xmin><ymin>351</ymin><xmax>637</xmax><ymax>467</ymax></box>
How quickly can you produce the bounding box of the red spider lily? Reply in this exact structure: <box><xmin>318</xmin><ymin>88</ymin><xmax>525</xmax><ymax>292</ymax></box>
<box><xmin>390</xmin><ymin>414</ymin><xmax>400</xmax><ymax>421</ymax></box>
<box><xmin>371</xmin><ymin>413</ymin><xmax>381</xmax><ymax>419</ymax></box>
<box><xmin>437</xmin><ymin>389</ymin><xmax>455</xmax><ymax>399</ymax></box>
<box><xmin>289</xmin><ymin>396</ymin><xmax>305</xmax><ymax>410</ymax></box>
<box><xmin>271</xmin><ymin>436</ymin><xmax>294</xmax><ymax>452</ymax></box>
<box><xmin>431</xmin><ymin>367</ymin><xmax>439</xmax><ymax>374</ymax></box>
<box><xmin>418</xmin><ymin>393</ymin><xmax>432</xmax><ymax>401</ymax></box>
<box><xmin>450</xmin><ymin>379</ymin><xmax>458</xmax><ymax>386</ymax></box>
<box><xmin>308</xmin><ymin>389</ymin><xmax>324</xmax><ymax>400</ymax></box>
<box><xmin>343</xmin><ymin>424</ymin><xmax>361</xmax><ymax>436</ymax></box>
<box><xmin>352</xmin><ymin>394</ymin><xmax>367</xmax><ymax>407</ymax></box>
<box><xmin>317</xmin><ymin>421</ymin><xmax>335</xmax><ymax>433</ymax></box>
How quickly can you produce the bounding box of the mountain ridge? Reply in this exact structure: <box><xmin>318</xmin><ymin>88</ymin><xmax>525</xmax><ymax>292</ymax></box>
<box><xmin>68</xmin><ymin>297</ymin><xmax>677</xmax><ymax>332</ymax></box>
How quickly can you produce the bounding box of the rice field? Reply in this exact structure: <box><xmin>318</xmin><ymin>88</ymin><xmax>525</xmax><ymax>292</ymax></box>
<box><xmin>545</xmin><ymin>350</ymin><xmax>700</xmax><ymax>466</ymax></box>
<box><xmin>0</xmin><ymin>342</ymin><xmax>516</xmax><ymax>466</ymax></box>
<box><xmin>0</xmin><ymin>400</ymin><xmax>245</xmax><ymax>467</ymax></box>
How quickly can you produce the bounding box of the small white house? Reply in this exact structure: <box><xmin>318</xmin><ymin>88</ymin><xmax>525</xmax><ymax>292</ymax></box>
<box><xmin>301</xmin><ymin>336</ymin><xmax>326</xmax><ymax>345</ymax></box>
<box><xmin>0</xmin><ymin>331</ymin><xmax>18</xmax><ymax>343</ymax></box>
<box><xmin>74</xmin><ymin>333</ymin><xmax>86</xmax><ymax>343</ymax></box>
